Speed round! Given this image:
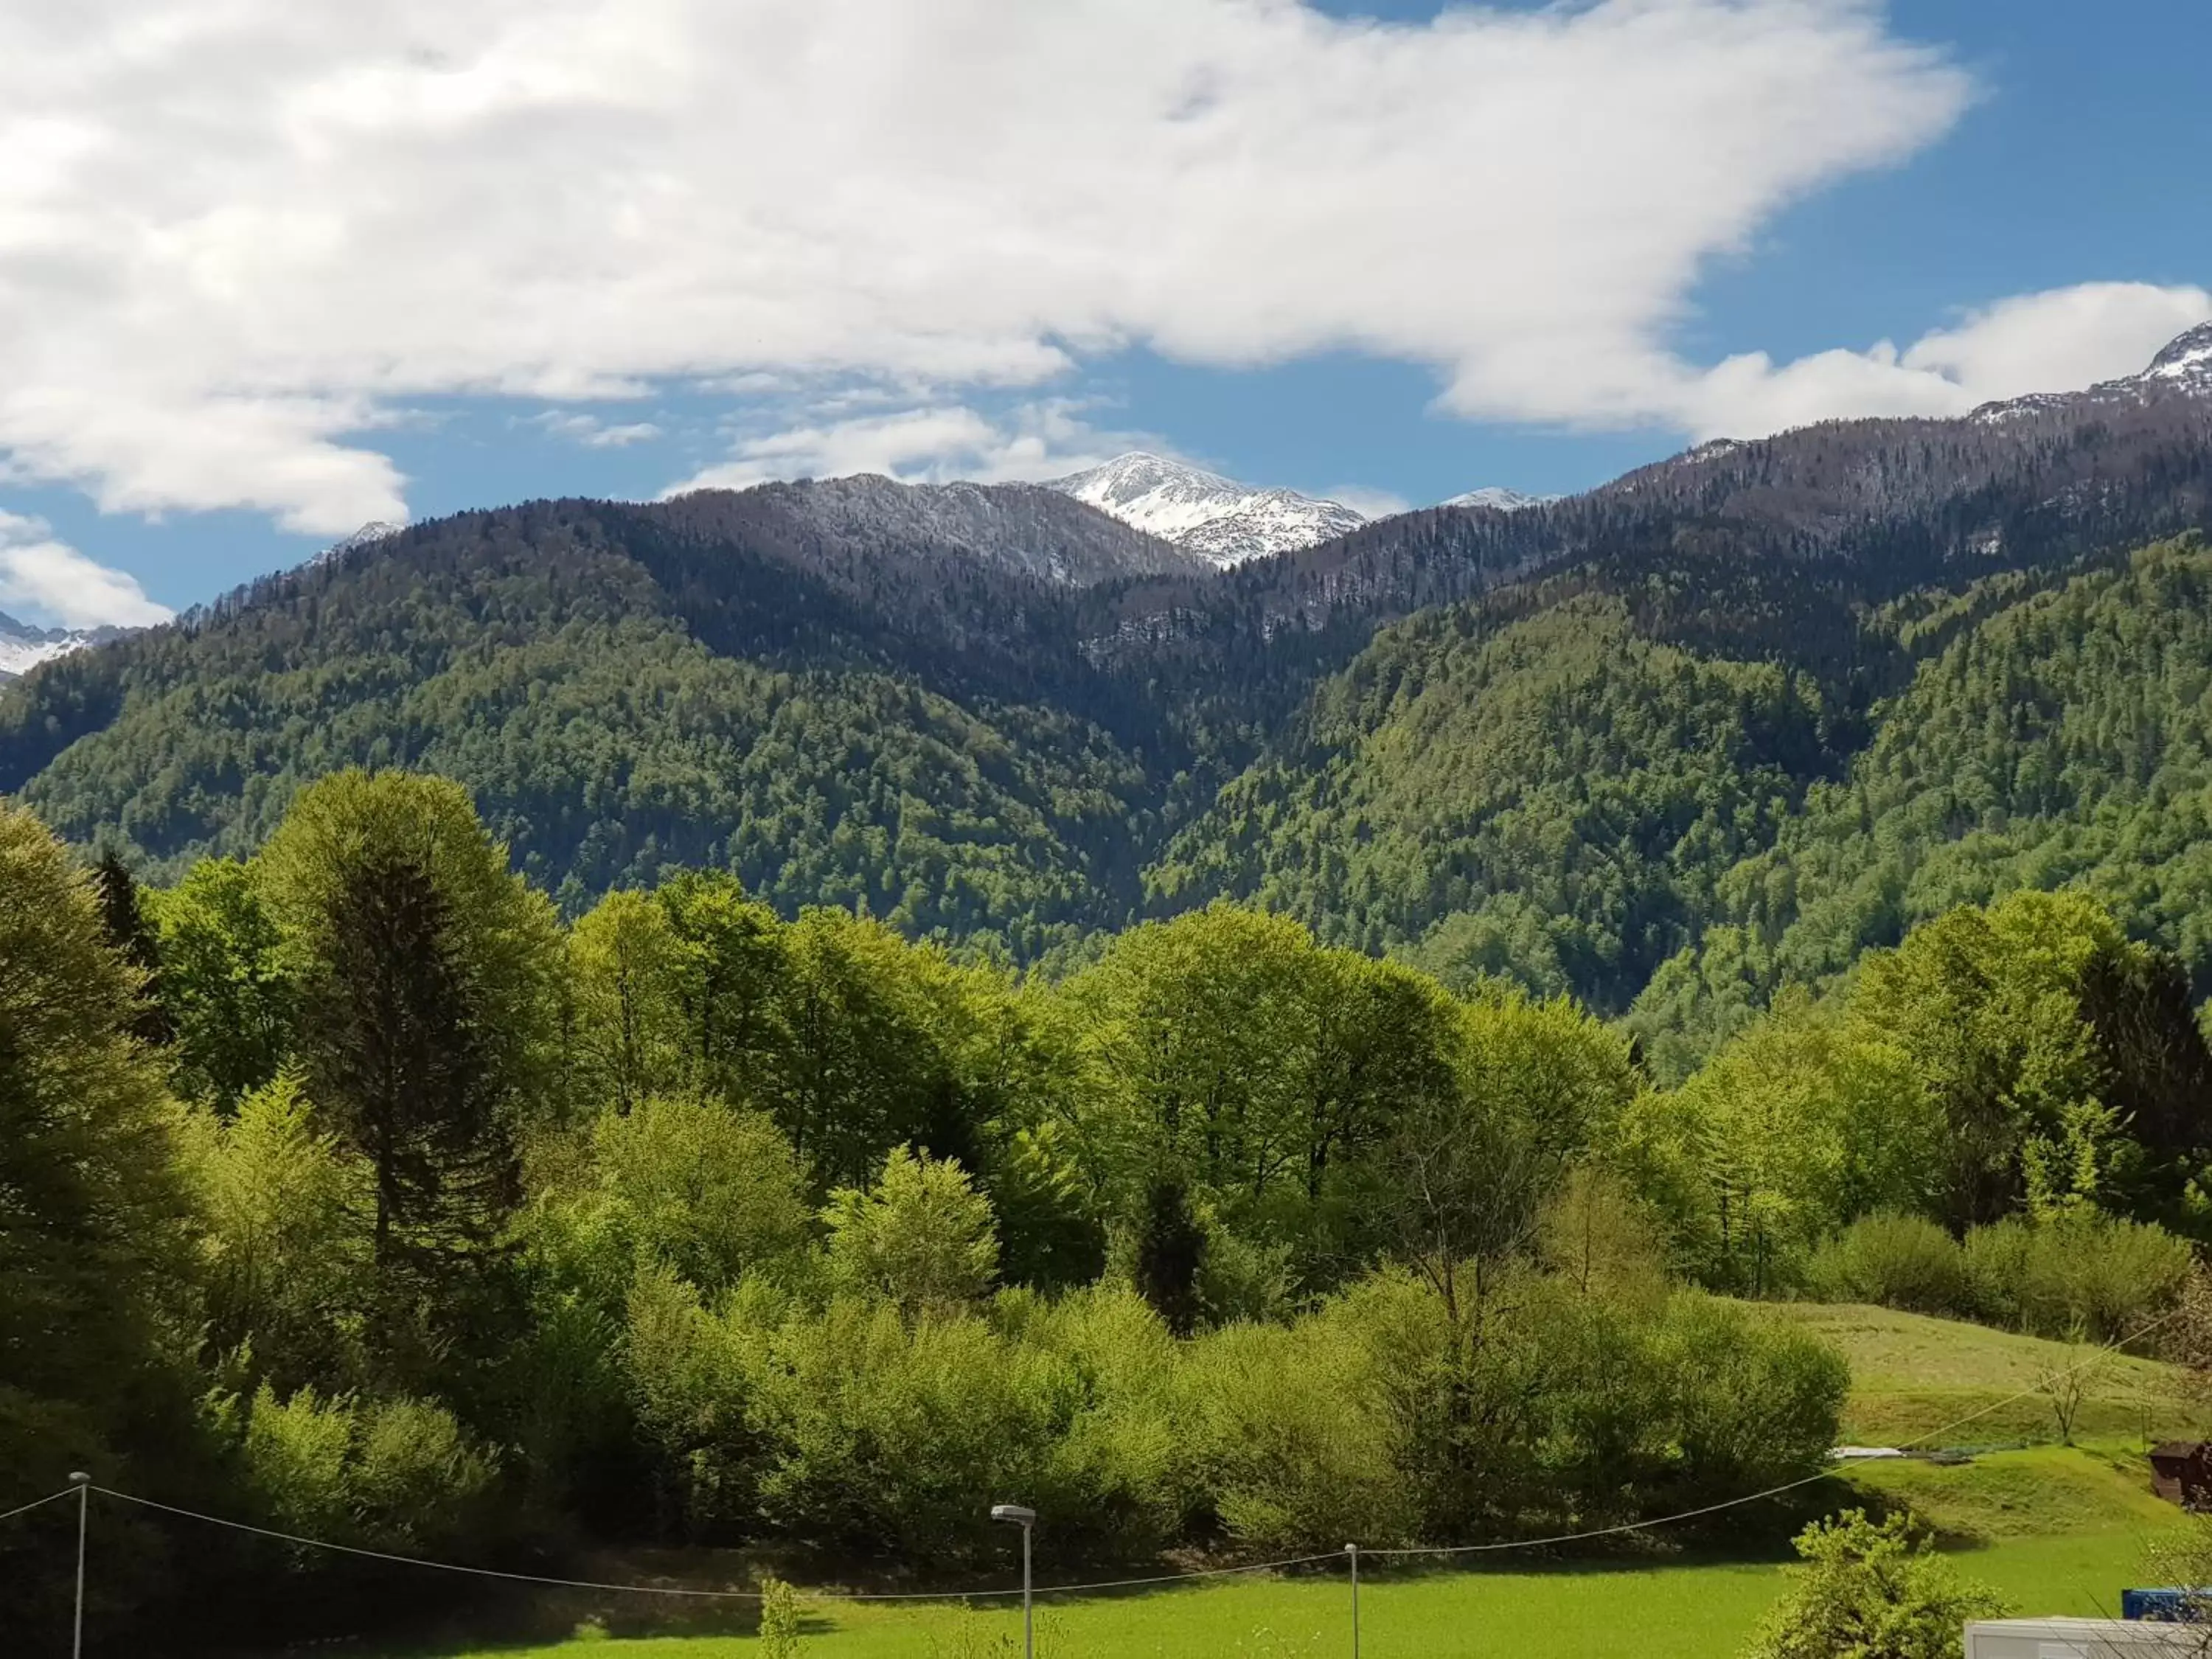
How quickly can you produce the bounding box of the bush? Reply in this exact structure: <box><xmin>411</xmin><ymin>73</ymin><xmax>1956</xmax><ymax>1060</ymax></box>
<box><xmin>1183</xmin><ymin>1314</ymin><xmax>1417</xmax><ymax>1552</ymax></box>
<box><xmin>1965</xmin><ymin>1214</ymin><xmax>2194</xmax><ymax>1343</ymax></box>
<box><xmin>593</xmin><ymin>1095</ymin><xmax>810</xmax><ymax>1293</ymax></box>
<box><xmin>824</xmin><ymin>1147</ymin><xmax>1000</xmax><ymax>1317</ymax></box>
<box><xmin>241</xmin><ymin>1385</ymin><xmax>497</xmax><ymax>1554</ymax></box>
<box><xmin>1804</xmin><ymin>1213</ymin><xmax>1968</xmax><ymax>1316</ymax></box>
<box><xmin>1742</xmin><ymin>1509</ymin><xmax>2006</xmax><ymax>1659</ymax></box>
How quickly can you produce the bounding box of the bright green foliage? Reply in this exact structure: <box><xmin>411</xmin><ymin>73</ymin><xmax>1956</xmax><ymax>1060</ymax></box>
<box><xmin>1621</xmin><ymin>990</ymin><xmax>1940</xmax><ymax>1294</ymax></box>
<box><xmin>259</xmin><ymin>769</ymin><xmax>563</xmax><ymax>1118</ymax></box>
<box><xmin>1740</xmin><ymin>1509</ymin><xmax>2006</xmax><ymax>1659</ymax></box>
<box><xmin>240</xmin><ymin>1382</ymin><xmax>496</xmax><ymax>1553</ymax></box>
<box><xmin>1373</xmin><ymin>987</ymin><xmax>1641</xmax><ymax>1321</ymax></box>
<box><xmin>824</xmin><ymin>1146</ymin><xmax>1001</xmax><ymax>1316</ymax></box>
<box><xmin>1189</xmin><ymin>1268</ymin><xmax>1846</xmax><ymax>1553</ymax></box>
<box><xmin>591</xmin><ymin>1094</ymin><xmax>811</xmax><ymax>1293</ymax></box>
<box><xmin>178</xmin><ymin>1071</ymin><xmax>375</xmax><ymax>1391</ymax></box>
<box><xmin>0</xmin><ymin>801</ymin><xmax>194</xmax><ymax>1623</ymax></box>
<box><xmin>655</xmin><ymin>869</ymin><xmax>790</xmax><ymax>1105</ymax></box>
<box><xmin>1848</xmin><ymin>892</ymin><xmax>2121</xmax><ymax>1229</ymax></box>
<box><xmin>568</xmin><ymin>890</ymin><xmax>689</xmax><ymax>1115</ymax></box>
<box><xmin>147</xmin><ymin>857</ymin><xmax>294</xmax><ymax>1106</ymax></box>
<box><xmin>1960</xmin><ymin>1213</ymin><xmax>2195</xmax><ymax>1342</ymax></box>
<box><xmin>758</xmin><ymin>1575</ymin><xmax>803</xmax><ymax>1659</ymax></box>
<box><xmin>1065</xmin><ymin>906</ymin><xmax>1467</xmax><ymax>1276</ymax></box>
<box><xmin>1804</xmin><ymin>1214</ymin><xmax>1970</xmax><ymax>1316</ymax></box>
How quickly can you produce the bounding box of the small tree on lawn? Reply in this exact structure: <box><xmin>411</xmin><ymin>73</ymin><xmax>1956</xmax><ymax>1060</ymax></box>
<box><xmin>1742</xmin><ymin>1510</ymin><xmax>2006</xmax><ymax>1659</ymax></box>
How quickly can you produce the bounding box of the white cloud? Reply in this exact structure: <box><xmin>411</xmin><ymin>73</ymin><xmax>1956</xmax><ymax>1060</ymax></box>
<box><xmin>0</xmin><ymin>512</ymin><xmax>173</xmax><ymax>628</ymax></box>
<box><xmin>1655</xmin><ymin>281</ymin><xmax>2212</xmax><ymax>438</ymax></box>
<box><xmin>1322</xmin><ymin>484</ymin><xmax>1413</xmax><ymax>521</ymax></box>
<box><xmin>0</xmin><ymin>0</ymin><xmax>1983</xmax><ymax>535</ymax></box>
<box><xmin>528</xmin><ymin>411</ymin><xmax>665</xmax><ymax>448</ymax></box>
<box><xmin>672</xmin><ymin>400</ymin><xmax>1161</xmax><ymax>493</ymax></box>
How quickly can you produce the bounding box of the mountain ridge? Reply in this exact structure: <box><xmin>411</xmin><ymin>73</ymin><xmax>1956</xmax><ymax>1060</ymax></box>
<box><xmin>6</xmin><ymin>325</ymin><xmax>2211</xmax><ymax>991</ymax></box>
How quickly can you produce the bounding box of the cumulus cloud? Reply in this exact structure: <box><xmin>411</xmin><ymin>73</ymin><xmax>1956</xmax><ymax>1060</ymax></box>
<box><xmin>0</xmin><ymin>512</ymin><xmax>173</xmax><ymax>628</ymax></box>
<box><xmin>0</xmin><ymin>0</ymin><xmax>1984</xmax><ymax>533</ymax></box>
<box><xmin>672</xmin><ymin>400</ymin><xmax>1163</xmax><ymax>493</ymax></box>
<box><xmin>529</xmin><ymin>411</ymin><xmax>665</xmax><ymax>448</ymax></box>
<box><xmin>1657</xmin><ymin>281</ymin><xmax>2212</xmax><ymax>438</ymax></box>
<box><xmin>1322</xmin><ymin>485</ymin><xmax>1413</xmax><ymax>520</ymax></box>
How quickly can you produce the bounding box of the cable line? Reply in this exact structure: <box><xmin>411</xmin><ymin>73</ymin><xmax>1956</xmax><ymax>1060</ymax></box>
<box><xmin>0</xmin><ymin>1487</ymin><xmax>79</xmax><ymax>1526</ymax></box>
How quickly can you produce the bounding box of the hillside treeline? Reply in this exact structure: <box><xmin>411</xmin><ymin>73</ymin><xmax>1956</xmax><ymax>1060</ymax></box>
<box><xmin>4</xmin><ymin>770</ymin><xmax>2209</xmax><ymax>1644</ymax></box>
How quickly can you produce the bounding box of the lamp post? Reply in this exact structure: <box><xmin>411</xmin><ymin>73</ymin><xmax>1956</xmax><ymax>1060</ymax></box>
<box><xmin>70</xmin><ymin>1472</ymin><xmax>90</xmax><ymax>1659</ymax></box>
<box><xmin>990</xmin><ymin>1503</ymin><xmax>1037</xmax><ymax>1659</ymax></box>
<box><xmin>1345</xmin><ymin>1543</ymin><xmax>1360</xmax><ymax>1659</ymax></box>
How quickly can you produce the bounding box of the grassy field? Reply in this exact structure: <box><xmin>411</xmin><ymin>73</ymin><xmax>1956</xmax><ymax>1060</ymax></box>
<box><xmin>359</xmin><ymin>1447</ymin><xmax>2193</xmax><ymax>1659</ymax></box>
<box><xmin>1764</xmin><ymin>1301</ymin><xmax>2198</xmax><ymax>1447</ymax></box>
<box><xmin>336</xmin><ymin>1305</ymin><xmax>2208</xmax><ymax>1659</ymax></box>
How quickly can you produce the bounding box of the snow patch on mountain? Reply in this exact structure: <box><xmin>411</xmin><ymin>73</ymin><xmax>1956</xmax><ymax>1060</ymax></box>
<box><xmin>1046</xmin><ymin>453</ymin><xmax>1366</xmax><ymax>566</ymax></box>
<box><xmin>1440</xmin><ymin>487</ymin><xmax>1555</xmax><ymax>512</ymax></box>
<box><xmin>1972</xmin><ymin>322</ymin><xmax>2212</xmax><ymax>423</ymax></box>
<box><xmin>0</xmin><ymin>612</ymin><xmax>108</xmax><ymax>680</ymax></box>
<box><xmin>310</xmin><ymin>520</ymin><xmax>408</xmax><ymax>566</ymax></box>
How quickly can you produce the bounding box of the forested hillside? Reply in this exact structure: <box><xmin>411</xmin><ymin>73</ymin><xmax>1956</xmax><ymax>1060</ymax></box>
<box><xmin>1628</xmin><ymin>539</ymin><xmax>2212</xmax><ymax>1076</ymax></box>
<box><xmin>4</xmin><ymin>327</ymin><xmax>2212</xmax><ymax>1005</ymax></box>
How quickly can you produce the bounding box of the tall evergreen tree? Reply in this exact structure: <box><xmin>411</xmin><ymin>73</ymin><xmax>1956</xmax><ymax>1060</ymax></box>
<box><xmin>300</xmin><ymin>848</ymin><xmax>515</xmax><ymax>1266</ymax></box>
<box><xmin>93</xmin><ymin>848</ymin><xmax>173</xmax><ymax>1047</ymax></box>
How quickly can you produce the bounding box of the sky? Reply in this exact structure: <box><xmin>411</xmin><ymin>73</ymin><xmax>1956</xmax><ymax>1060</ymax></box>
<box><xmin>0</xmin><ymin>0</ymin><xmax>2208</xmax><ymax>628</ymax></box>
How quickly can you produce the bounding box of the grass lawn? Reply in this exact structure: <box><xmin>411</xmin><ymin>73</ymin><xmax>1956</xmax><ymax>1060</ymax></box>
<box><xmin>358</xmin><ymin>1527</ymin><xmax>2163</xmax><ymax>1658</ymax></box>
<box><xmin>353</xmin><ymin>1448</ymin><xmax>2190</xmax><ymax>1659</ymax></box>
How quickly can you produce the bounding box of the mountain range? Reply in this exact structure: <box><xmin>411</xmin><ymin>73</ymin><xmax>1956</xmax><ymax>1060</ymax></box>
<box><xmin>5</xmin><ymin>322</ymin><xmax>2211</xmax><ymax>1054</ymax></box>
<box><xmin>0</xmin><ymin>612</ymin><xmax>114</xmax><ymax>682</ymax></box>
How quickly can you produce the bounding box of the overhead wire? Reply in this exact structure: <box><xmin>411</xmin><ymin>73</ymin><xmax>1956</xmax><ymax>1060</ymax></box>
<box><xmin>0</xmin><ymin>1487</ymin><xmax>79</xmax><ymax>1526</ymax></box>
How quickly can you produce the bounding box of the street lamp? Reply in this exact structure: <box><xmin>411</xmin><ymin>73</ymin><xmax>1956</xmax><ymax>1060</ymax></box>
<box><xmin>990</xmin><ymin>1503</ymin><xmax>1037</xmax><ymax>1659</ymax></box>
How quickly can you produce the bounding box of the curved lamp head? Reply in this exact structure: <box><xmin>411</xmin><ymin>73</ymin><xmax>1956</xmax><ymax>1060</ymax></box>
<box><xmin>990</xmin><ymin>1503</ymin><xmax>1037</xmax><ymax>1526</ymax></box>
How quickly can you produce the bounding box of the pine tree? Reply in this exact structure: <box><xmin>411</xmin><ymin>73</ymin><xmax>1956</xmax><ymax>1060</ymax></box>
<box><xmin>300</xmin><ymin>849</ymin><xmax>516</xmax><ymax>1269</ymax></box>
<box><xmin>93</xmin><ymin>849</ymin><xmax>173</xmax><ymax>1046</ymax></box>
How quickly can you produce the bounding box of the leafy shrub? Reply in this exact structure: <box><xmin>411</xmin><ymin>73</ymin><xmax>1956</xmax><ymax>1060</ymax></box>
<box><xmin>1965</xmin><ymin>1214</ymin><xmax>2194</xmax><ymax>1342</ymax></box>
<box><xmin>1182</xmin><ymin>1314</ymin><xmax>1416</xmax><ymax>1551</ymax></box>
<box><xmin>241</xmin><ymin>1384</ymin><xmax>496</xmax><ymax>1553</ymax></box>
<box><xmin>1741</xmin><ymin>1509</ymin><xmax>2006</xmax><ymax>1659</ymax></box>
<box><xmin>593</xmin><ymin>1095</ymin><xmax>810</xmax><ymax>1292</ymax></box>
<box><xmin>1804</xmin><ymin>1213</ymin><xmax>1968</xmax><ymax>1315</ymax></box>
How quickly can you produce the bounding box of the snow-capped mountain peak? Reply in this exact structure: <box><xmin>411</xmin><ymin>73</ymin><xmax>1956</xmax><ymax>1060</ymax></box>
<box><xmin>0</xmin><ymin>611</ymin><xmax>105</xmax><ymax>681</ymax></box>
<box><xmin>2145</xmin><ymin>321</ymin><xmax>2212</xmax><ymax>386</ymax></box>
<box><xmin>1440</xmin><ymin>486</ymin><xmax>1554</xmax><ymax>512</ymax></box>
<box><xmin>310</xmin><ymin>520</ymin><xmax>407</xmax><ymax>566</ymax></box>
<box><xmin>1046</xmin><ymin>452</ymin><xmax>1366</xmax><ymax>566</ymax></box>
<box><xmin>1973</xmin><ymin>321</ymin><xmax>2212</xmax><ymax>424</ymax></box>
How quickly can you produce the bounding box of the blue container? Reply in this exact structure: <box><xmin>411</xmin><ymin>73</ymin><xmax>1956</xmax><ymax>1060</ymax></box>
<box><xmin>2123</xmin><ymin>1587</ymin><xmax>2209</xmax><ymax>1621</ymax></box>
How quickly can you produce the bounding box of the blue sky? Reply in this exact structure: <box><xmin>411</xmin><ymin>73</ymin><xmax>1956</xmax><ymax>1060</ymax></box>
<box><xmin>1</xmin><ymin>0</ymin><xmax>2207</xmax><ymax>625</ymax></box>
